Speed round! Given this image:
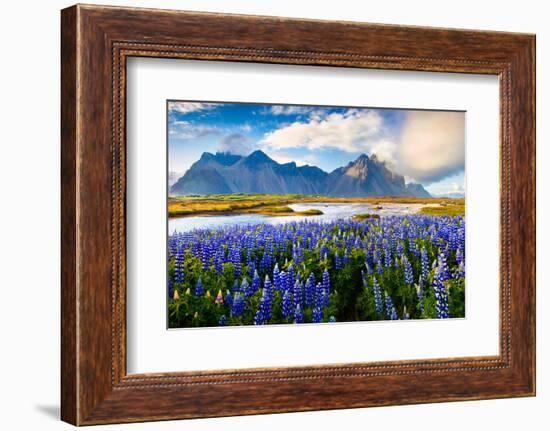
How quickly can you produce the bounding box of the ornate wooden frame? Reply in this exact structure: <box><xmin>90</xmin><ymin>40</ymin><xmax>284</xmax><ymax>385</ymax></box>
<box><xmin>61</xmin><ymin>4</ymin><xmax>536</xmax><ymax>425</ymax></box>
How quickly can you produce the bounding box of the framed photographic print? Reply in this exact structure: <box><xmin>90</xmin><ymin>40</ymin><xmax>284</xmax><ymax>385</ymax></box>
<box><xmin>61</xmin><ymin>4</ymin><xmax>536</xmax><ymax>425</ymax></box>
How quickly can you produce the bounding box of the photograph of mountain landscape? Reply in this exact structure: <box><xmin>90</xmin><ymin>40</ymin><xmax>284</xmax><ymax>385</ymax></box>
<box><xmin>167</xmin><ymin>100</ymin><xmax>465</xmax><ymax>329</ymax></box>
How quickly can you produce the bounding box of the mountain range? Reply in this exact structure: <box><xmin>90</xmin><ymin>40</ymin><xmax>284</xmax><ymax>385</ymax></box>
<box><xmin>170</xmin><ymin>150</ymin><xmax>431</xmax><ymax>198</ymax></box>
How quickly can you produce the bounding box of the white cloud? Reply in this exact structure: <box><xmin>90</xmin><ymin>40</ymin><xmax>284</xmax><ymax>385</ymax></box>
<box><xmin>169</xmin><ymin>120</ymin><xmax>221</xmax><ymax>139</ymax></box>
<box><xmin>217</xmin><ymin>133</ymin><xmax>257</xmax><ymax>155</ymax></box>
<box><xmin>398</xmin><ymin>111</ymin><xmax>465</xmax><ymax>183</ymax></box>
<box><xmin>168</xmin><ymin>102</ymin><xmax>219</xmax><ymax>114</ymax></box>
<box><xmin>259</xmin><ymin>109</ymin><xmax>385</xmax><ymax>154</ymax></box>
<box><xmin>269</xmin><ymin>105</ymin><xmax>314</xmax><ymax>116</ymax></box>
<box><xmin>258</xmin><ymin>108</ymin><xmax>465</xmax><ymax>184</ymax></box>
<box><xmin>168</xmin><ymin>171</ymin><xmax>183</xmax><ymax>186</ymax></box>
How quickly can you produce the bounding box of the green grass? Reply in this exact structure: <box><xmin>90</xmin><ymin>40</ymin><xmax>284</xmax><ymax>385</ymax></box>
<box><xmin>352</xmin><ymin>213</ymin><xmax>380</xmax><ymax>221</ymax></box>
<box><xmin>297</xmin><ymin>209</ymin><xmax>324</xmax><ymax>216</ymax></box>
<box><xmin>419</xmin><ymin>202</ymin><xmax>465</xmax><ymax>216</ymax></box>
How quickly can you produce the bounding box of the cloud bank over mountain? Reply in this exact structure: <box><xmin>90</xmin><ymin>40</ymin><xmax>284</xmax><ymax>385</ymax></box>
<box><xmin>167</xmin><ymin>101</ymin><xmax>465</xmax><ymax>193</ymax></box>
<box><xmin>258</xmin><ymin>108</ymin><xmax>464</xmax><ymax>185</ymax></box>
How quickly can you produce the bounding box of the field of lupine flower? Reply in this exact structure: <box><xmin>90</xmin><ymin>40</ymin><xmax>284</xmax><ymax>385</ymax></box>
<box><xmin>168</xmin><ymin>215</ymin><xmax>465</xmax><ymax>328</ymax></box>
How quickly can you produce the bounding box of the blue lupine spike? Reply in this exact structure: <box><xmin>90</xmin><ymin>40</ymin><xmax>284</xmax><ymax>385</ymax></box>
<box><xmin>305</xmin><ymin>272</ymin><xmax>315</xmax><ymax>307</ymax></box>
<box><xmin>421</xmin><ymin>247</ymin><xmax>429</xmax><ymax>280</ymax></box>
<box><xmin>434</xmin><ymin>262</ymin><xmax>450</xmax><ymax>319</ymax></box>
<box><xmin>241</xmin><ymin>278</ymin><xmax>252</xmax><ymax>297</ymax></box>
<box><xmin>225</xmin><ymin>290</ymin><xmax>233</xmax><ymax>307</ymax></box>
<box><xmin>365</xmin><ymin>261</ymin><xmax>372</xmax><ymax>275</ymax></box>
<box><xmin>252</xmin><ymin>269</ymin><xmax>261</xmax><ymax>293</ymax></box>
<box><xmin>334</xmin><ymin>251</ymin><xmax>342</xmax><ymax>270</ymax></box>
<box><xmin>294</xmin><ymin>304</ymin><xmax>303</xmax><ymax>324</ymax></box>
<box><xmin>312</xmin><ymin>305</ymin><xmax>323</xmax><ymax>323</ymax></box>
<box><xmin>195</xmin><ymin>276</ymin><xmax>204</xmax><ymax>296</ymax></box>
<box><xmin>231</xmin><ymin>292</ymin><xmax>245</xmax><ymax>317</ymax></box>
<box><xmin>403</xmin><ymin>256</ymin><xmax>414</xmax><ymax>285</ymax></box>
<box><xmin>174</xmin><ymin>251</ymin><xmax>185</xmax><ymax>284</ymax></box>
<box><xmin>384</xmin><ymin>291</ymin><xmax>398</xmax><ymax>320</ymax></box>
<box><xmin>282</xmin><ymin>289</ymin><xmax>293</xmax><ymax>319</ymax></box>
<box><xmin>287</xmin><ymin>264</ymin><xmax>295</xmax><ymax>290</ymax></box>
<box><xmin>372</xmin><ymin>277</ymin><xmax>383</xmax><ymax>315</ymax></box>
<box><xmin>416</xmin><ymin>275</ymin><xmax>425</xmax><ymax>315</ymax></box>
<box><xmin>273</xmin><ymin>263</ymin><xmax>281</xmax><ymax>291</ymax></box>
<box><xmin>322</xmin><ymin>268</ymin><xmax>330</xmax><ymax>293</ymax></box>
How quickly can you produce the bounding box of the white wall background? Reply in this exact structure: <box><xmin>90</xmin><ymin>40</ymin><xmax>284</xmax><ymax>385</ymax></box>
<box><xmin>0</xmin><ymin>0</ymin><xmax>546</xmax><ymax>429</ymax></box>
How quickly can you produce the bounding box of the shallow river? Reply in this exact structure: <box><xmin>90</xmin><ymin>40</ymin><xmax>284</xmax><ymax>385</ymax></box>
<box><xmin>169</xmin><ymin>202</ymin><xmax>424</xmax><ymax>234</ymax></box>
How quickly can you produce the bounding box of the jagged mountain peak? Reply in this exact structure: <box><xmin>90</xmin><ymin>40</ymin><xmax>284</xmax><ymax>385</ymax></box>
<box><xmin>199</xmin><ymin>151</ymin><xmax>242</xmax><ymax>166</ymax></box>
<box><xmin>244</xmin><ymin>149</ymin><xmax>275</xmax><ymax>164</ymax></box>
<box><xmin>170</xmin><ymin>150</ymin><xmax>431</xmax><ymax>198</ymax></box>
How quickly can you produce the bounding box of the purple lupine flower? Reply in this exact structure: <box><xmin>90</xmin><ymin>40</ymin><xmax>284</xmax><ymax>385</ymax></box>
<box><xmin>218</xmin><ymin>314</ymin><xmax>226</xmax><ymax>326</ymax></box>
<box><xmin>396</xmin><ymin>241</ymin><xmax>405</xmax><ymax>257</ymax></box>
<box><xmin>253</xmin><ymin>308</ymin><xmax>263</xmax><ymax>325</ymax></box>
<box><xmin>195</xmin><ymin>276</ymin><xmax>204</xmax><ymax>296</ymax></box>
<box><xmin>334</xmin><ymin>251</ymin><xmax>342</xmax><ymax>270</ymax></box>
<box><xmin>322</xmin><ymin>268</ymin><xmax>330</xmax><ymax>293</ymax></box>
<box><xmin>231</xmin><ymin>246</ymin><xmax>242</xmax><ymax>278</ymax></box>
<box><xmin>312</xmin><ymin>306</ymin><xmax>323</xmax><ymax>323</ymax></box>
<box><xmin>248</xmin><ymin>258</ymin><xmax>256</xmax><ymax>277</ymax></box>
<box><xmin>278</xmin><ymin>270</ymin><xmax>287</xmax><ymax>294</ymax></box>
<box><xmin>372</xmin><ymin>277</ymin><xmax>383</xmax><ymax>315</ymax></box>
<box><xmin>365</xmin><ymin>261</ymin><xmax>373</xmax><ymax>275</ymax></box>
<box><xmin>273</xmin><ymin>263</ymin><xmax>281</xmax><ymax>291</ymax></box>
<box><xmin>416</xmin><ymin>275</ymin><xmax>425</xmax><ymax>315</ymax></box>
<box><xmin>214</xmin><ymin>248</ymin><xmax>223</xmax><ymax>274</ymax></box>
<box><xmin>264</xmin><ymin>275</ymin><xmax>273</xmax><ymax>303</ymax></box>
<box><xmin>293</xmin><ymin>279</ymin><xmax>303</xmax><ymax>307</ymax></box>
<box><xmin>305</xmin><ymin>272</ymin><xmax>315</xmax><ymax>306</ymax></box>
<box><xmin>384</xmin><ymin>292</ymin><xmax>398</xmax><ymax>320</ymax></box>
<box><xmin>225</xmin><ymin>290</ymin><xmax>233</xmax><ymax>308</ymax></box>
<box><xmin>403</xmin><ymin>256</ymin><xmax>414</xmax><ymax>285</ymax></box>
<box><xmin>255</xmin><ymin>287</ymin><xmax>272</xmax><ymax>325</ymax></box>
<box><xmin>421</xmin><ymin>247</ymin><xmax>429</xmax><ymax>281</ymax></box>
<box><xmin>456</xmin><ymin>247</ymin><xmax>464</xmax><ymax>265</ymax></box>
<box><xmin>174</xmin><ymin>251</ymin><xmax>184</xmax><ymax>284</ymax></box>
<box><xmin>201</xmin><ymin>242</ymin><xmax>211</xmax><ymax>270</ymax></box>
<box><xmin>251</xmin><ymin>269</ymin><xmax>261</xmax><ymax>293</ymax></box>
<box><xmin>294</xmin><ymin>304</ymin><xmax>304</xmax><ymax>324</ymax></box>
<box><xmin>287</xmin><ymin>264</ymin><xmax>295</xmax><ymax>290</ymax></box>
<box><xmin>282</xmin><ymin>289</ymin><xmax>292</xmax><ymax>319</ymax></box>
<box><xmin>437</xmin><ymin>250</ymin><xmax>451</xmax><ymax>282</ymax></box>
<box><xmin>319</xmin><ymin>243</ymin><xmax>329</xmax><ymax>260</ymax></box>
<box><xmin>434</xmin><ymin>265</ymin><xmax>450</xmax><ymax>319</ymax></box>
<box><xmin>241</xmin><ymin>278</ymin><xmax>252</xmax><ymax>297</ymax></box>
<box><xmin>383</xmin><ymin>241</ymin><xmax>392</xmax><ymax>267</ymax></box>
<box><xmin>231</xmin><ymin>292</ymin><xmax>245</xmax><ymax>317</ymax></box>
<box><xmin>454</xmin><ymin>260</ymin><xmax>465</xmax><ymax>280</ymax></box>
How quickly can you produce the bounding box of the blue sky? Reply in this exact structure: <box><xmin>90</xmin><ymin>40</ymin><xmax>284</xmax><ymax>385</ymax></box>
<box><xmin>168</xmin><ymin>101</ymin><xmax>465</xmax><ymax>196</ymax></box>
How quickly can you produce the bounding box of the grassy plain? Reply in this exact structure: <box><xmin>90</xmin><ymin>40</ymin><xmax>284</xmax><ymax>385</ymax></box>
<box><xmin>168</xmin><ymin>193</ymin><xmax>464</xmax><ymax>218</ymax></box>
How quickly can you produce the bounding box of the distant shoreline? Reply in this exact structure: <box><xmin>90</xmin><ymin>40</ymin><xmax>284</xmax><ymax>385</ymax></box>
<box><xmin>168</xmin><ymin>194</ymin><xmax>464</xmax><ymax>218</ymax></box>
